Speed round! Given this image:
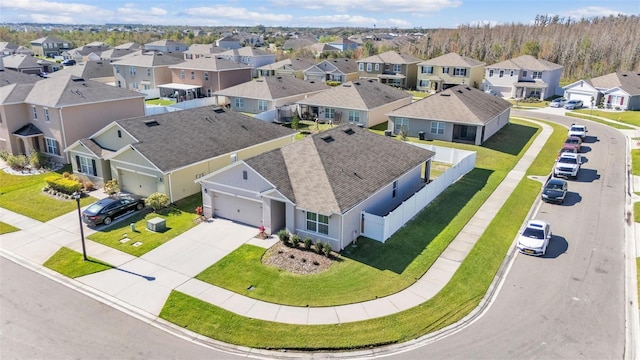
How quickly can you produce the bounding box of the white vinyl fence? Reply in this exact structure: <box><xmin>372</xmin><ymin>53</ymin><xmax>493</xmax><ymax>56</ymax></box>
<box><xmin>361</xmin><ymin>144</ymin><xmax>476</xmax><ymax>242</ymax></box>
<box><xmin>144</xmin><ymin>97</ymin><xmax>218</xmax><ymax>116</ymax></box>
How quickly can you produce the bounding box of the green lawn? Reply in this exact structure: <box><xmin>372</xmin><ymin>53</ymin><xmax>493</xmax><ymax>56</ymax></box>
<box><xmin>574</xmin><ymin>109</ymin><xmax>640</xmax><ymax>126</ymax></box>
<box><xmin>406</xmin><ymin>90</ymin><xmax>429</xmax><ymax>100</ymax></box>
<box><xmin>0</xmin><ymin>166</ymin><xmax>96</xmax><ymax>221</ymax></box>
<box><xmin>86</xmin><ymin>193</ymin><xmax>202</xmax><ymax>257</ymax></box>
<box><xmin>509</xmin><ymin>99</ymin><xmax>550</xmax><ymax>108</ymax></box>
<box><xmin>44</xmin><ymin>247</ymin><xmax>113</xmax><ymax>278</ymax></box>
<box><xmin>145</xmin><ymin>98</ymin><xmax>176</xmax><ymax>106</ymax></box>
<box><xmin>0</xmin><ymin>221</ymin><xmax>19</xmax><ymax>234</ymax></box>
<box><xmin>635</xmin><ymin>202</ymin><xmax>640</xmax><ymax>223</ymax></box>
<box><xmin>566</xmin><ymin>113</ymin><xmax>635</xmax><ymax>130</ymax></box>
<box><xmin>632</xmin><ymin>149</ymin><xmax>640</xmax><ymax>176</ymax></box>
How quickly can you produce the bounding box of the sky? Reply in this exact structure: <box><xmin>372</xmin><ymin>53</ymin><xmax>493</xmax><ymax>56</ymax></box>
<box><xmin>0</xmin><ymin>0</ymin><xmax>638</xmax><ymax>29</ymax></box>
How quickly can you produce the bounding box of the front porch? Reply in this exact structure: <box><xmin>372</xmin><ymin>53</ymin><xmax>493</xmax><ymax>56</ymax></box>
<box><xmin>513</xmin><ymin>80</ymin><xmax>548</xmax><ymax>100</ymax></box>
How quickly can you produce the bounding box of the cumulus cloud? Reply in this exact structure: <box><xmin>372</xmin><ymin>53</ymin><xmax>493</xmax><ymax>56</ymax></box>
<box><xmin>269</xmin><ymin>0</ymin><xmax>461</xmax><ymax>13</ymax></box>
<box><xmin>1</xmin><ymin>0</ymin><xmax>111</xmax><ymax>21</ymax></box>
<box><xmin>182</xmin><ymin>6</ymin><xmax>293</xmax><ymax>24</ymax></box>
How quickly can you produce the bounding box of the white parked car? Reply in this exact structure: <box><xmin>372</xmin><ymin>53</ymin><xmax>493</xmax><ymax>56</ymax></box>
<box><xmin>564</xmin><ymin>99</ymin><xmax>584</xmax><ymax>110</ymax></box>
<box><xmin>549</xmin><ymin>98</ymin><xmax>567</xmax><ymax>108</ymax></box>
<box><xmin>568</xmin><ymin>123</ymin><xmax>588</xmax><ymax>138</ymax></box>
<box><xmin>517</xmin><ymin>220</ymin><xmax>552</xmax><ymax>256</ymax></box>
<box><xmin>554</xmin><ymin>152</ymin><xmax>582</xmax><ymax>179</ymax></box>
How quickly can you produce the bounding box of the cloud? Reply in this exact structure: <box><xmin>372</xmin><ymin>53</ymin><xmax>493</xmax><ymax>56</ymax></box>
<box><xmin>268</xmin><ymin>0</ymin><xmax>461</xmax><ymax>13</ymax></box>
<box><xmin>114</xmin><ymin>5</ymin><xmax>170</xmax><ymax>24</ymax></box>
<box><xmin>1</xmin><ymin>0</ymin><xmax>108</xmax><ymax>15</ymax></box>
<box><xmin>563</xmin><ymin>6</ymin><xmax>627</xmax><ymax>19</ymax></box>
<box><xmin>181</xmin><ymin>6</ymin><xmax>294</xmax><ymax>24</ymax></box>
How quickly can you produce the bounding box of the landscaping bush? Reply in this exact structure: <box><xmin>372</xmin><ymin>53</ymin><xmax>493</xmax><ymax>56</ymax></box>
<box><xmin>145</xmin><ymin>192</ymin><xmax>170</xmax><ymax>212</ymax></box>
<box><xmin>326</xmin><ymin>80</ymin><xmax>342</xmax><ymax>87</ymax></box>
<box><xmin>103</xmin><ymin>179</ymin><xmax>120</xmax><ymax>195</ymax></box>
<box><xmin>83</xmin><ymin>180</ymin><xmax>95</xmax><ymax>191</ymax></box>
<box><xmin>278</xmin><ymin>229</ymin><xmax>290</xmax><ymax>246</ymax></box>
<box><xmin>291</xmin><ymin>234</ymin><xmax>301</xmax><ymax>247</ymax></box>
<box><xmin>0</xmin><ymin>150</ymin><xmax>9</xmax><ymax>161</ymax></box>
<box><xmin>6</xmin><ymin>154</ymin><xmax>29</xmax><ymax>170</ymax></box>
<box><xmin>314</xmin><ymin>240</ymin><xmax>324</xmax><ymax>254</ymax></box>
<box><xmin>29</xmin><ymin>151</ymin><xmax>45</xmax><ymax>169</ymax></box>
<box><xmin>303</xmin><ymin>237</ymin><xmax>313</xmax><ymax>250</ymax></box>
<box><xmin>45</xmin><ymin>176</ymin><xmax>82</xmax><ymax>195</ymax></box>
<box><xmin>322</xmin><ymin>242</ymin><xmax>332</xmax><ymax>257</ymax></box>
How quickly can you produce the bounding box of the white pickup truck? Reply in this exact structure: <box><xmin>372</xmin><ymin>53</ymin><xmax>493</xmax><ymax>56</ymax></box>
<box><xmin>568</xmin><ymin>124</ymin><xmax>588</xmax><ymax>138</ymax></box>
<box><xmin>554</xmin><ymin>153</ymin><xmax>582</xmax><ymax>179</ymax></box>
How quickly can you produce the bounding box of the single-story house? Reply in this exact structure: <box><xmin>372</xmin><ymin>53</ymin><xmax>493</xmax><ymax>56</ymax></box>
<box><xmin>197</xmin><ymin>125</ymin><xmax>435</xmax><ymax>250</ymax></box>
<box><xmin>296</xmin><ymin>80</ymin><xmax>412</xmax><ymax>127</ymax></box>
<box><xmin>563</xmin><ymin>72</ymin><xmax>640</xmax><ymax>110</ymax></box>
<box><xmin>386</xmin><ymin>85</ymin><xmax>511</xmax><ymax>145</ymax></box>
<box><xmin>65</xmin><ymin>106</ymin><xmax>297</xmax><ymax>202</ymax></box>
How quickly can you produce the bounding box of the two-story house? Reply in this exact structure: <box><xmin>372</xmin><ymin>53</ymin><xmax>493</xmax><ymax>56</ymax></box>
<box><xmin>65</xmin><ymin>41</ymin><xmax>111</xmax><ymax>63</ymax></box>
<box><xmin>357</xmin><ymin>51</ymin><xmax>422</xmax><ymax>89</ymax></box>
<box><xmin>416</xmin><ymin>52</ymin><xmax>485</xmax><ymax>92</ymax></box>
<box><xmin>112</xmin><ymin>51</ymin><xmax>184</xmax><ymax>93</ymax></box>
<box><xmin>216</xmin><ymin>36</ymin><xmax>242</xmax><ymax>50</ymax></box>
<box><xmin>0</xmin><ymin>73</ymin><xmax>145</xmax><ymax>164</ymax></box>
<box><xmin>483</xmin><ymin>55</ymin><xmax>563</xmax><ymax>99</ymax></box>
<box><xmin>327</xmin><ymin>38</ymin><xmax>360</xmax><ymax>52</ymax></box>
<box><xmin>303</xmin><ymin>58</ymin><xmax>359</xmax><ymax>84</ymax></box>
<box><xmin>257</xmin><ymin>58</ymin><xmax>316</xmax><ymax>79</ymax></box>
<box><xmin>163</xmin><ymin>56</ymin><xmax>253</xmax><ymax>99</ymax></box>
<box><xmin>184</xmin><ymin>44</ymin><xmax>227</xmax><ymax>60</ymax></box>
<box><xmin>30</xmin><ymin>36</ymin><xmax>72</xmax><ymax>57</ymax></box>
<box><xmin>143</xmin><ymin>40</ymin><xmax>189</xmax><ymax>54</ymax></box>
<box><xmin>217</xmin><ymin>46</ymin><xmax>276</xmax><ymax>77</ymax></box>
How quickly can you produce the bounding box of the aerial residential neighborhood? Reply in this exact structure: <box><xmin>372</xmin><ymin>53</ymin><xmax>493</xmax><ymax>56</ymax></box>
<box><xmin>0</xmin><ymin>2</ymin><xmax>639</xmax><ymax>358</ymax></box>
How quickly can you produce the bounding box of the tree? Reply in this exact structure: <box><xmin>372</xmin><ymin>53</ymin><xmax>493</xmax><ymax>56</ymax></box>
<box><xmin>291</xmin><ymin>110</ymin><xmax>300</xmax><ymax>130</ymax></box>
<box><xmin>145</xmin><ymin>192</ymin><xmax>170</xmax><ymax>212</ymax></box>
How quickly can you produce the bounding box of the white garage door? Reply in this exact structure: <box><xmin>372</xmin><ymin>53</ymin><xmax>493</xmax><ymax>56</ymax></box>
<box><xmin>567</xmin><ymin>92</ymin><xmax>593</xmax><ymax>104</ymax></box>
<box><xmin>213</xmin><ymin>192</ymin><xmax>262</xmax><ymax>227</ymax></box>
<box><xmin>119</xmin><ymin>170</ymin><xmax>157</xmax><ymax>197</ymax></box>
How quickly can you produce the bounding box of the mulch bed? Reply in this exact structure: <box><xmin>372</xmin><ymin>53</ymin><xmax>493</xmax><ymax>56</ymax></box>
<box><xmin>262</xmin><ymin>241</ymin><xmax>335</xmax><ymax>275</ymax></box>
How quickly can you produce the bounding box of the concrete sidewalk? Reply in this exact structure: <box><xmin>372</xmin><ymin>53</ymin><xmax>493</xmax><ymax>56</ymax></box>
<box><xmin>1</xmin><ymin>119</ymin><xmax>552</xmax><ymax>326</ymax></box>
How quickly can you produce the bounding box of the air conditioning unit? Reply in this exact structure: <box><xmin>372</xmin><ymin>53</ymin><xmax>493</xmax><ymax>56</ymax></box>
<box><xmin>147</xmin><ymin>217</ymin><xmax>166</xmax><ymax>232</ymax></box>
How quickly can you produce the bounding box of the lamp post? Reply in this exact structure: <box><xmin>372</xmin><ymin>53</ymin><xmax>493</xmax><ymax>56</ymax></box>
<box><xmin>73</xmin><ymin>191</ymin><xmax>88</xmax><ymax>261</ymax></box>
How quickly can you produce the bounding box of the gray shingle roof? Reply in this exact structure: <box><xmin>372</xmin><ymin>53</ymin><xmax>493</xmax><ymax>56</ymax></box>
<box><xmin>2</xmin><ymin>54</ymin><xmax>43</xmax><ymax>69</ymax></box>
<box><xmin>214</xmin><ymin>76</ymin><xmax>328</xmax><ymax>100</ymax></box>
<box><xmin>245</xmin><ymin>125</ymin><xmax>435</xmax><ymax>214</ymax></box>
<box><xmin>321</xmin><ymin>58</ymin><xmax>358</xmax><ymax>74</ymax></box>
<box><xmin>488</xmin><ymin>55</ymin><xmax>562</xmax><ymax>71</ymax></box>
<box><xmin>219</xmin><ymin>46</ymin><xmax>271</xmax><ymax>57</ymax></box>
<box><xmin>591</xmin><ymin>72</ymin><xmax>640</xmax><ymax>96</ymax></box>
<box><xmin>418</xmin><ymin>52</ymin><xmax>485</xmax><ymax>67</ymax></box>
<box><xmin>0</xmin><ymin>82</ymin><xmax>35</xmax><ymax>104</ymax></box>
<box><xmin>24</xmin><ymin>74</ymin><xmax>144</xmax><ymax>107</ymax></box>
<box><xmin>111</xmin><ymin>51</ymin><xmax>184</xmax><ymax>67</ymax></box>
<box><xmin>0</xmin><ymin>68</ymin><xmax>40</xmax><ymax>86</ymax></box>
<box><xmin>48</xmin><ymin>61</ymin><xmax>114</xmax><ymax>80</ymax></box>
<box><xmin>358</xmin><ymin>50</ymin><xmax>422</xmax><ymax>65</ymax></box>
<box><xmin>170</xmin><ymin>57</ymin><xmax>251</xmax><ymax>71</ymax></box>
<box><xmin>116</xmin><ymin>107</ymin><xmax>296</xmax><ymax>172</ymax></box>
<box><xmin>297</xmin><ymin>80</ymin><xmax>411</xmax><ymax>110</ymax></box>
<box><xmin>388</xmin><ymin>84</ymin><xmax>511</xmax><ymax>125</ymax></box>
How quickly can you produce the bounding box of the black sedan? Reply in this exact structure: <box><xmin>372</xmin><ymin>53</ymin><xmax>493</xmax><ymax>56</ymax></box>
<box><xmin>82</xmin><ymin>194</ymin><xmax>145</xmax><ymax>226</ymax></box>
<box><xmin>541</xmin><ymin>178</ymin><xmax>568</xmax><ymax>204</ymax></box>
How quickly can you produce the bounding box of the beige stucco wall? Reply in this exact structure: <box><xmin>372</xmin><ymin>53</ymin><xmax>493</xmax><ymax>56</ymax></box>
<box><xmin>0</xmin><ymin>103</ymin><xmax>31</xmax><ymax>154</ymax></box>
<box><xmin>94</xmin><ymin>124</ymin><xmax>138</xmax><ymax>151</ymax></box>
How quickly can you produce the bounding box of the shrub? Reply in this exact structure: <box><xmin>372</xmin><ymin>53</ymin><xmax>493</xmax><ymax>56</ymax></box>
<box><xmin>326</xmin><ymin>80</ymin><xmax>341</xmax><ymax>87</ymax></box>
<box><xmin>399</xmin><ymin>126</ymin><xmax>408</xmax><ymax>141</ymax></box>
<box><xmin>103</xmin><ymin>179</ymin><xmax>120</xmax><ymax>195</ymax></box>
<box><xmin>291</xmin><ymin>234</ymin><xmax>301</xmax><ymax>247</ymax></box>
<box><xmin>29</xmin><ymin>151</ymin><xmax>45</xmax><ymax>169</ymax></box>
<box><xmin>45</xmin><ymin>176</ymin><xmax>82</xmax><ymax>195</ymax></box>
<box><xmin>0</xmin><ymin>150</ymin><xmax>9</xmax><ymax>161</ymax></box>
<box><xmin>291</xmin><ymin>111</ymin><xmax>300</xmax><ymax>131</ymax></box>
<box><xmin>314</xmin><ymin>241</ymin><xmax>324</xmax><ymax>254</ymax></box>
<box><xmin>322</xmin><ymin>242</ymin><xmax>332</xmax><ymax>257</ymax></box>
<box><xmin>303</xmin><ymin>237</ymin><xmax>313</xmax><ymax>250</ymax></box>
<box><xmin>278</xmin><ymin>229</ymin><xmax>290</xmax><ymax>246</ymax></box>
<box><xmin>83</xmin><ymin>180</ymin><xmax>95</xmax><ymax>191</ymax></box>
<box><xmin>62</xmin><ymin>171</ymin><xmax>71</xmax><ymax>178</ymax></box>
<box><xmin>145</xmin><ymin>192</ymin><xmax>170</xmax><ymax>212</ymax></box>
<box><xmin>6</xmin><ymin>155</ymin><xmax>29</xmax><ymax>170</ymax></box>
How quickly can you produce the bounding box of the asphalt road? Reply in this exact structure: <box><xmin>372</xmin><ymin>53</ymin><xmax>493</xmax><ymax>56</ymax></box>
<box><xmin>392</xmin><ymin>112</ymin><xmax>627</xmax><ymax>358</ymax></box>
<box><xmin>0</xmin><ymin>257</ymin><xmax>244</xmax><ymax>360</ymax></box>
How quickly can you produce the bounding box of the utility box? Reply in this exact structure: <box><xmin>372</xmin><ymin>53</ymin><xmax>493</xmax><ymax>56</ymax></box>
<box><xmin>147</xmin><ymin>217</ymin><xmax>166</xmax><ymax>232</ymax></box>
<box><xmin>418</xmin><ymin>131</ymin><xmax>425</xmax><ymax>140</ymax></box>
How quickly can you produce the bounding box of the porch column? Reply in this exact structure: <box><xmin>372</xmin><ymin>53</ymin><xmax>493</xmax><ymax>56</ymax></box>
<box><xmin>475</xmin><ymin>126</ymin><xmax>483</xmax><ymax>145</ymax></box>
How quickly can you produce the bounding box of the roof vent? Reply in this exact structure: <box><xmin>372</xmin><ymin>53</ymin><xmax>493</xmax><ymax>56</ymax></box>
<box><xmin>622</xmin><ymin>74</ymin><xmax>628</xmax><ymax>77</ymax></box>
<box><xmin>321</xmin><ymin>135</ymin><xmax>334</xmax><ymax>143</ymax></box>
<box><xmin>465</xmin><ymin>86</ymin><xmax>471</xmax><ymax>90</ymax></box>
<box><xmin>440</xmin><ymin>93</ymin><xmax>451</xmax><ymax>97</ymax></box>
<box><xmin>72</xmin><ymin>77</ymin><xmax>85</xmax><ymax>82</ymax></box>
<box><xmin>457</xmin><ymin>90</ymin><xmax>463</xmax><ymax>93</ymax></box>
<box><xmin>212</xmin><ymin>107</ymin><xmax>225</xmax><ymax>113</ymax></box>
<box><xmin>144</xmin><ymin>120</ymin><xmax>160</xmax><ymax>127</ymax></box>
<box><xmin>343</xmin><ymin>128</ymin><xmax>355</xmax><ymax>135</ymax></box>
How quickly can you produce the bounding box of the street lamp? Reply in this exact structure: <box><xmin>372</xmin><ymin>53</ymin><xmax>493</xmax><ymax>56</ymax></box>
<box><xmin>73</xmin><ymin>191</ymin><xmax>88</xmax><ymax>261</ymax></box>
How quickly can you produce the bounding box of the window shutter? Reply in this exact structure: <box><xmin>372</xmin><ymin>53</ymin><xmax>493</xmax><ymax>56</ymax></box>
<box><xmin>55</xmin><ymin>140</ymin><xmax>60</xmax><ymax>155</ymax></box>
<box><xmin>75</xmin><ymin>155</ymin><xmax>81</xmax><ymax>171</ymax></box>
<box><xmin>621</xmin><ymin>97</ymin><xmax>624</xmax><ymax>106</ymax></box>
<box><xmin>91</xmin><ymin>159</ymin><xmax>97</xmax><ymax>176</ymax></box>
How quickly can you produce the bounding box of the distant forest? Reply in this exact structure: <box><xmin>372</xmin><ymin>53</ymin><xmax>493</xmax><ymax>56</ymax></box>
<box><xmin>1</xmin><ymin>14</ymin><xmax>638</xmax><ymax>81</ymax></box>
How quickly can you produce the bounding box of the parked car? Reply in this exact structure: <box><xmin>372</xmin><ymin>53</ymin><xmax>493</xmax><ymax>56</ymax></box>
<box><xmin>517</xmin><ymin>219</ymin><xmax>552</xmax><ymax>256</ymax></box>
<box><xmin>554</xmin><ymin>152</ymin><xmax>582</xmax><ymax>179</ymax></box>
<box><xmin>564</xmin><ymin>136</ymin><xmax>582</xmax><ymax>153</ymax></box>
<box><xmin>61</xmin><ymin>59</ymin><xmax>76</xmax><ymax>66</ymax></box>
<box><xmin>82</xmin><ymin>193</ymin><xmax>145</xmax><ymax>226</ymax></box>
<box><xmin>568</xmin><ymin>123</ymin><xmax>588</xmax><ymax>138</ymax></box>
<box><xmin>541</xmin><ymin>178</ymin><xmax>568</xmax><ymax>204</ymax></box>
<box><xmin>549</xmin><ymin>98</ymin><xmax>567</xmax><ymax>108</ymax></box>
<box><xmin>564</xmin><ymin>99</ymin><xmax>583</xmax><ymax>110</ymax></box>
<box><xmin>558</xmin><ymin>143</ymin><xmax>578</xmax><ymax>159</ymax></box>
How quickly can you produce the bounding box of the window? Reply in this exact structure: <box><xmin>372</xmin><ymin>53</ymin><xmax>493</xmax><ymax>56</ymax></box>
<box><xmin>258</xmin><ymin>100</ymin><xmax>268</xmax><ymax>111</ymax></box>
<box><xmin>393</xmin><ymin>64</ymin><xmax>401</xmax><ymax>73</ymax></box>
<box><xmin>175</xmin><ymin>46</ymin><xmax>180</xmax><ymax>51</ymax></box>
<box><xmin>358</xmin><ymin>63</ymin><xmax>364</xmax><ymax>71</ymax></box>
<box><xmin>204</xmin><ymin>72</ymin><xmax>209</xmax><ymax>81</ymax></box>
<box><xmin>117</xmin><ymin>130</ymin><xmax>122</xmax><ymax>138</ymax></box>
<box><xmin>147</xmin><ymin>68</ymin><xmax>151</xmax><ymax>77</ymax></box>
<box><xmin>374</xmin><ymin>63</ymin><xmax>379</xmax><ymax>71</ymax></box>
<box><xmin>419</xmin><ymin>79</ymin><xmax>429</xmax><ymax>87</ymax></box>
<box><xmin>235</xmin><ymin>98</ymin><xmax>244</xmax><ymax>109</ymax></box>
<box><xmin>115</xmin><ymin>66</ymin><xmax>120</xmax><ymax>74</ymax></box>
<box><xmin>129</xmin><ymin>67</ymin><xmax>136</xmax><ymax>75</ymax></box>
<box><xmin>180</xmin><ymin>70</ymin><xmax>185</xmax><ymax>79</ymax></box>
<box><xmin>207</xmin><ymin>89</ymin><xmax>211</xmax><ymax>97</ymax></box>
<box><xmin>45</xmin><ymin>138</ymin><xmax>59</xmax><ymax>155</ymax></box>
<box><xmin>392</xmin><ymin>180</ymin><xmax>398</xmax><ymax>198</ymax></box>
<box><xmin>453</xmin><ymin>68</ymin><xmax>467</xmax><ymax>76</ymax></box>
<box><xmin>117</xmin><ymin>80</ymin><xmax>122</xmax><ymax>88</ymax></box>
<box><xmin>430</xmin><ymin>121</ymin><xmax>445</xmax><ymax>135</ymax></box>
<box><xmin>325</xmin><ymin>107</ymin><xmax>335</xmax><ymax>119</ymax></box>
<box><xmin>442</xmin><ymin>67</ymin><xmax>449</xmax><ymax>74</ymax></box>
<box><xmin>242</xmin><ymin>170</ymin><xmax>248</xmax><ymax>180</ymax></box>
<box><xmin>306</xmin><ymin>211</ymin><xmax>329</xmax><ymax>235</ymax></box>
<box><xmin>143</xmin><ymin>84</ymin><xmax>150</xmax><ymax>90</ymax></box>
<box><xmin>489</xmin><ymin>69</ymin><xmax>494</xmax><ymax>77</ymax></box>
<box><xmin>422</xmin><ymin>66</ymin><xmax>433</xmax><ymax>74</ymax></box>
<box><xmin>132</xmin><ymin>82</ymin><xmax>138</xmax><ymax>89</ymax></box>
<box><xmin>366</xmin><ymin>63</ymin><xmax>372</xmax><ymax>72</ymax></box>
<box><xmin>499</xmin><ymin>70</ymin><xmax>504</xmax><ymax>78</ymax></box>
<box><xmin>348</xmin><ymin>110</ymin><xmax>360</xmax><ymax>123</ymax></box>
<box><xmin>76</xmin><ymin>155</ymin><xmax>96</xmax><ymax>176</ymax></box>
<box><xmin>190</xmin><ymin>71</ymin><xmax>195</xmax><ymax>80</ymax></box>
<box><xmin>522</xmin><ymin>71</ymin><xmax>528</xmax><ymax>77</ymax></box>
<box><xmin>31</xmin><ymin>106</ymin><xmax>37</xmax><ymax>120</ymax></box>
<box><xmin>44</xmin><ymin>108</ymin><xmax>50</xmax><ymax>122</ymax></box>
<box><xmin>532</xmin><ymin>71</ymin><xmax>542</xmax><ymax>79</ymax></box>
<box><xmin>394</xmin><ymin>118</ymin><xmax>408</xmax><ymax>134</ymax></box>
<box><xmin>509</xmin><ymin>70</ymin><xmax>514</xmax><ymax>77</ymax></box>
